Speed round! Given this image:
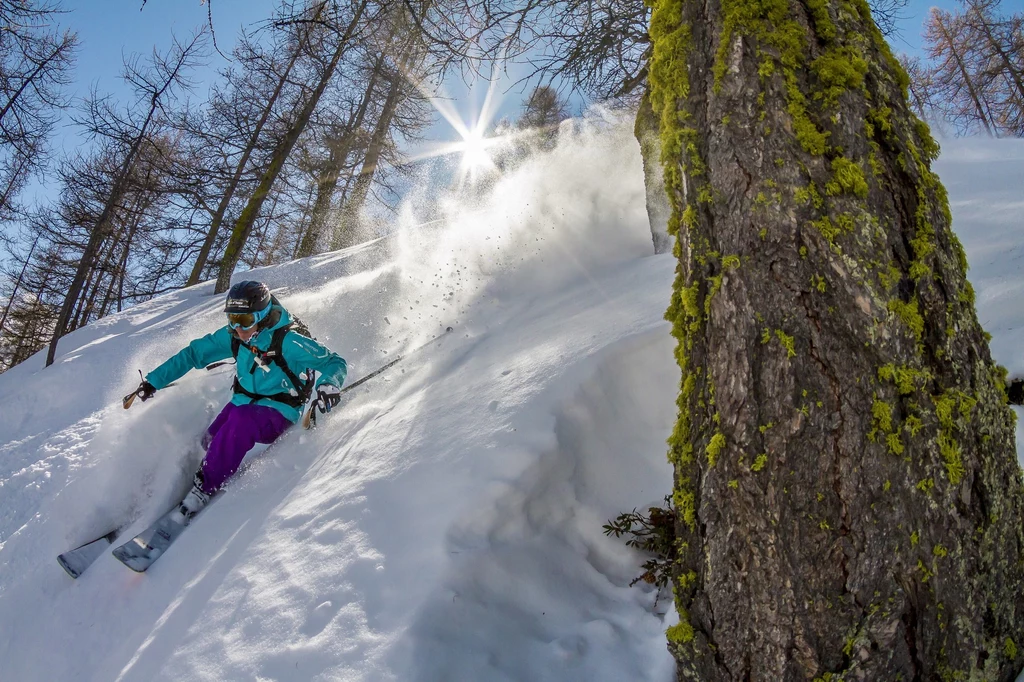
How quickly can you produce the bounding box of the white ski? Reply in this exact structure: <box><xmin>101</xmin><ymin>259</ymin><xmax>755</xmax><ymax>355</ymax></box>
<box><xmin>110</xmin><ymin>498</ymin><xmax>212</xmax><ymax>573</ymax></box>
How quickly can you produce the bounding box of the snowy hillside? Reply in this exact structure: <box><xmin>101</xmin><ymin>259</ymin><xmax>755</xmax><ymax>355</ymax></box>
<box><xmin>0</xmin><ymin>115</ymin><xmax>1022</xmax><ymax>681</ymax></box>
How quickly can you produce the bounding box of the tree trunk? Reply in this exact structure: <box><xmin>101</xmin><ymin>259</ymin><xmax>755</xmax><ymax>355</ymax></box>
<box><xmin>45</xmin><ymin>153</ymin><xmax>134</xmax><ymax>367</ymax></box>
<box><xmin>185</xmin><ymin>40</ymin><xmax>304</xmax><ymax>286</ymax></box>
<box><xmin>70</xmin><ymin>232</ymin><xmax>113</xmax><ymax>331</ymax></box>
<box><xmin>647</xmin><ymin>0</ymin><xmax>1024</xmax><ymax>679</ymax></box>
<box><xmin>0</xmin><ymin>233</ymin><xmax>39</xmax><ymax>334</ymax></box>
<box><xmin>44</xmin><ymin>33</ymin><xmax>201</xmax><ymax>367</ymax></box>
<box><xmin>100</xmin><ymin>201</ymin><xmax>144</xmax><ymax>317</ymax></box>
<box><xmin>296</xmin><ymin>53</ymin><xmax>385</xmax><ymax>258</ymax></box>
<box><xmin>214</xmin><ymin>0</ymin><xmax>367</xmax><ymax>293</ymax></box>
<box><xmin>292</xmin><ymin>182</ymin><xmax>318</xmax><ymax>260</ymax></box>
<box><xmin>332</xmin><ymin>66</ymin><xmax>404</xmax><ymax>250</ymax></box>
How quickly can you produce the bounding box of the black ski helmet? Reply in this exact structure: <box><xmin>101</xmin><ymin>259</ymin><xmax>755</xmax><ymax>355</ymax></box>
<box><xmin>224</xmin><ymin>280</ymin><xmax>271</xmax><ymax>314</ymax></box>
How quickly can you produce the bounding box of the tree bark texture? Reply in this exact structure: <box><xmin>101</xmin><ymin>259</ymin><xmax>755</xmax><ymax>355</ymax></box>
<box><xmin>646</xmin><ymin>0</ymin><xmax>1024</xmax><ymax>679</ymax></box>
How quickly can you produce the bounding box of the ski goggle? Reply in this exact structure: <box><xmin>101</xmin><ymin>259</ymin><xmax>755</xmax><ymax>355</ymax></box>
<box><xmin>226</xmin><ymin>303</ymin><xmax>270</xmax><ymax>330</ymax></box>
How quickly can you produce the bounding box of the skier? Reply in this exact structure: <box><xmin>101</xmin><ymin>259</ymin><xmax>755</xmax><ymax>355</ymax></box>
<box><xmin>126</xmin><ymin>280</ymin><xmax>347</xmax><ymax>521</ymax></box>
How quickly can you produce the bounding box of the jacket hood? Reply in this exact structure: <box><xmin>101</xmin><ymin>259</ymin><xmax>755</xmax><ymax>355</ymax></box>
<box><xmin>265</xmin><ymin>295</ymin><xmax>292</xmax><ymax>330</ymax></box>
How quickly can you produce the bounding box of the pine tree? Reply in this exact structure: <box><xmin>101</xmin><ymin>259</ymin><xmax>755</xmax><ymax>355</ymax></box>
<box><xmin>516</xmin><ymin>85</ymin><xmax>570</xmax><ymax>149</ymax></box>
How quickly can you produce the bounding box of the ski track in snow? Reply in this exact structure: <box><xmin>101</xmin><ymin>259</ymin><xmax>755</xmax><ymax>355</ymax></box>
<box><xmin>0</xmin><ymin>120</ymin><xmax>1022</xmax><ymax>681</ymax></box>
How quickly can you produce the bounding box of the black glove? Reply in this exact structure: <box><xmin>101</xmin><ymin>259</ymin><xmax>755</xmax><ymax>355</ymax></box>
<box><xmin>314</xmin><ymin>384</ymin><xmax>341</xmax><ymax>414</ymax></box>
<box><xmin>123</xmin><ymin>380</ymin><xmax>157</xmax><ymax>409</ymax></box>
<box><xmin>136</xmin><ymin>381</ymin><xmax>157</xmax><ymax>402</ymax></box>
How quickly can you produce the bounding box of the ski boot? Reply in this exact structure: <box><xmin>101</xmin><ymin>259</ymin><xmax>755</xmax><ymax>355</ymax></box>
<box><xmin>173</xmin><ymin>471</ymin><xmax>211</xmax><ymax>524</ymax></box>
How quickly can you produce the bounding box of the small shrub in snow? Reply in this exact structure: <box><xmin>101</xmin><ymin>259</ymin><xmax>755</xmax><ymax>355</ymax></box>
<box><xmin>603</xmin><ymin>495</ymin><xmax>677</xmax><ymax>599</ymax></box>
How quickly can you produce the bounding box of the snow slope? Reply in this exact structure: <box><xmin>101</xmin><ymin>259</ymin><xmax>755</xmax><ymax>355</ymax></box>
<box><xmin>0</xmin><ymin>117</ymin><xmax>1022</xmax><ymax>682</ymax></box>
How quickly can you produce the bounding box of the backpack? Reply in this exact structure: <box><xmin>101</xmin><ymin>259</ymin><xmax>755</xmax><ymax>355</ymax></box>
<box><xmin>230</xmin><ymin>315</ymin><xmax>315</xmax><ymax>409</ymax></box>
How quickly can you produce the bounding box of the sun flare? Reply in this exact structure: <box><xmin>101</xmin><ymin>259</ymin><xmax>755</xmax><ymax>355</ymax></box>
<box><xmin>456</xmin><ymin>126</ymin><xmax>496</xmax><ymax>177</ymax></box>
<box><xmin>407</xmin><ymin>78</ymin><xmax>508</xmax><ymax>189</ymax></box>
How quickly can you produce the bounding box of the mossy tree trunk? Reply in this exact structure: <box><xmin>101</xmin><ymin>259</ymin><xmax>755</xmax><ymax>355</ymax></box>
<box><xmin>646</xmin><ymin>0</ymin><xmax>1024</xmax><ymax>679</ymax></box>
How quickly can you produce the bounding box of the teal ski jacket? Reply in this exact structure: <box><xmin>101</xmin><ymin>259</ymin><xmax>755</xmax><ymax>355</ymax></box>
<box><xmin>146</xmin><ymin>302</ymin><xmax>347</xmax><ymax>424</ymax></box>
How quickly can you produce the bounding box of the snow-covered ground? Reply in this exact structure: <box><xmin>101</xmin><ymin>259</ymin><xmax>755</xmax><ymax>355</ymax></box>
<box><xmin>0</xmin><ymin>116</ymin><xmax>1021</xmax><ymax>681</ymax></box>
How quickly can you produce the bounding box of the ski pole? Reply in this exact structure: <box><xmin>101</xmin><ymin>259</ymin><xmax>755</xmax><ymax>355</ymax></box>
<box><xmin>123</xmin><ymin>370</ymin><xmax>177</xmax><ymax>409</ymax></box>
<box><xmin>301</xmin><ymin>326</ymin><xmax>453</xmax><ymax>429</ymax></box>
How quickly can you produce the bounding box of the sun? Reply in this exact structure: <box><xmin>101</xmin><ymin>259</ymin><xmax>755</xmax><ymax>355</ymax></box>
<box><xmin>455</xmin><ymin>125</ymin><xmax>497</xmax><ymax>181</ymax></box>
<box><xmin>406</xmin><ymin>77</ymin><xmax>507</xmax><ymax>189</ymax></box>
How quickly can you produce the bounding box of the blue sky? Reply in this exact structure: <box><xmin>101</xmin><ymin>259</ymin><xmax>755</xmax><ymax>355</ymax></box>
<box><xmin>53</xmin><ymin>0</ymin><xmax>278</xmax><ymax>157</ymax></box>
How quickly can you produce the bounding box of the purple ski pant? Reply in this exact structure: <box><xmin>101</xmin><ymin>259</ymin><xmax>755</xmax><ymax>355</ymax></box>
<box><xmin>199</xmin><ymin>402</ymin><xmax>292</xmax><ymax>493</ymax></box>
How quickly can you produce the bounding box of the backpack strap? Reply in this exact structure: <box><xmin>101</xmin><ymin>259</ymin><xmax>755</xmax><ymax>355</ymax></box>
<box><xmin>231</xmin><ymin>323</ymin><xmax>315</xmax><ymax>409</ymax></box>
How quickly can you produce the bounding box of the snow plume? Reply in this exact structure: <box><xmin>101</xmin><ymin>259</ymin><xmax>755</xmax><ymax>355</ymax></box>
<box><xmin>382</xmin><ymin>108</ymin><xmax>654</xmax><ymax>344</ymax></box>
<box><xmin>253</xmin><ymin>109</ymin><xmax>653</xmax><ymax>371</ymax></box>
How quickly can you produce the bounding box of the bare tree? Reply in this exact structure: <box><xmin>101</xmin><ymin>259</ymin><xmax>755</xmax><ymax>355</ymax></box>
<box><xmin>0</xmin><ymin>0</ymin><xmax>77</xmax><ymax>223</ymax></box>
<box><xmin>506</xmin><ymin>84</ymin><xmax>572</xmax><ymax>158</ymax></box>
<box><xmin>333</xmin><ymin>55</ymin><xmax>408</xmax><ymax>249</ymax></box>
<box><xmin>0</xmin><ymin>231</ymin><xmax>40</xmax><ymax>340</ymax></box>
<box><xmin>924</xmin><ymin>7</ymin><xmax>997</xmax><ymax>135</ymax></box>
<box><xmin>914</xmin><ymin>0</ymin><xmax>1024</xmax><ymax>136</ymax></box>
<box><xmin>962</xmin><ymin>0</ymin><xmax>1024</xmax><ymax>134</ymax></box>
<box><xmin>330</xmin><ymin>1</ymin><xmax>438</xmax><ymax>250</ymax></box>
<box><xmin>295</xmin><ymin>51</ymin><xmax>384</xmax><ymax>258</ymax></box>
<box><xmin>184</xmin><ymin>23</ymin><xmax>306</xmax><ymax>285</ymax></box>
<box><xmin>214</xmin><ymin>0</ymin><xmax>371</xmax><ymax>292</ymax></box>
<box><xmin>0</xmin><ymin>227</ymin><xmax>66</xmax><ymax>370</ymax></box>
<box><xmin>44</xmin><ymin>29</ymin><xmax>208</xmax><ymax>367</ymax></box>
<box><xmin>899</xmin><ymin>53</ymin><xmax>938</xmax><ymax>122</ymax></box>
